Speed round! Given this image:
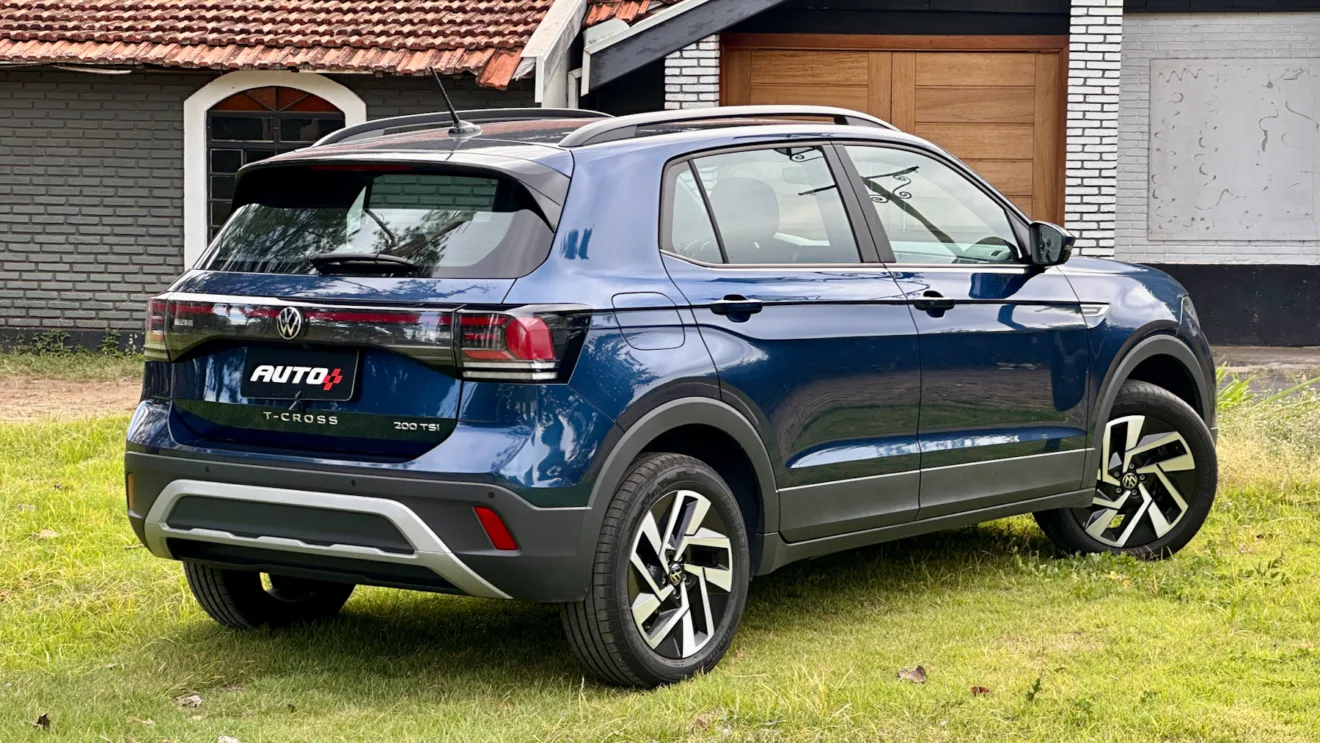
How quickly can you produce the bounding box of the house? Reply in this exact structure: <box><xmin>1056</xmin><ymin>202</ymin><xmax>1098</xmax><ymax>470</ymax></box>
<box><xmin>0</xmin><ymin>0</ymin><xmax>566</xmax><ymax>348</ymax></box>
<box><xmin>2</xmin><ymin>0</ymin><xmax>1317</xmax><ymax>348</ymax></box>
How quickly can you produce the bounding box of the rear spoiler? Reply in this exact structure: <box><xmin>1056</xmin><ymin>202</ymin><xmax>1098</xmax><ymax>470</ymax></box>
<box><xmin>232</xmin><ymin>152</ymin><xmax>572</xmax><ymax>231</ymax></box>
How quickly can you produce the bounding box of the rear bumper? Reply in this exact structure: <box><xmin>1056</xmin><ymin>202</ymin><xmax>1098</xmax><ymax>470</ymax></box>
<box><xmin>126</xmin><ymin>452</ymin><xmax>592</xmax><ymax>602</ymax></box>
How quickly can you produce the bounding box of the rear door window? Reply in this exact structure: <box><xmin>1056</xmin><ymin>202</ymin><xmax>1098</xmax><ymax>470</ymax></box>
<box><xmin>204</xmin><ymin>167</ymin><xmax>554</xmax><ymax>278</ymax></box>
<box><xmin>664</xmin><ymin>146</ymin><xmax>861</xmax><ymax>265</ymax></box>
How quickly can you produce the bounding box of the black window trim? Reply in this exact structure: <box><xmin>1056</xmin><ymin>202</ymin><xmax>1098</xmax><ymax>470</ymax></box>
<box><xmin>833</xmin><ymin>140</ymin><xmax>1034</xmax><ymax>269</ymax></box>
<box><xmin>686</xmin><ymin>160</ymin><xmax>730</xmax><ymax>264</ymax></box>
<box><xmin>658</xmin><ymin>139</ymin><xmax>884</xmax><ymax>269</ymax></box>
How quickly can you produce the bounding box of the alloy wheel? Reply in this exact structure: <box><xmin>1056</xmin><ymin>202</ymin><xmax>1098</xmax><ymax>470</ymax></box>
<box><xmin>627</xmin><ymin>489</ymin><xmax>736</xmax><ymax>659</ymax></box>
<box><xmin>1076</xmin><ymin>413</ymin><xmax>1198</xmax><ymax>548</ymax></box>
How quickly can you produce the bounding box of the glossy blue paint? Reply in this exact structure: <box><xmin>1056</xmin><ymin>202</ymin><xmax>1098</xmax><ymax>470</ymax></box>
<box><xmin>1060</xmin><ymin>256</ymin><xmax>1215</xmax><ymax>426</ymax></box>
<box><xmin>664</xmin><ymin>256</ymin><xmax>923</xmax><ymax>507</ymax></box>
<box><xmin>568</xmin><ymin>318</ymin><xmax>720</xmax><ymax>424</ymax></box>
<box><xmin>888</xmin><ymin>265</ymin><xmax>1091</xmax><ymax>471</ymax></box>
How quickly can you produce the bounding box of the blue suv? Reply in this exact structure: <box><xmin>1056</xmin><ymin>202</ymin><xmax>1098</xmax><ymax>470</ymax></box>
<box><xmin>126</xmin><ymin>105</ymin><xmax>1218</xmax><ymax>688</ymax></box>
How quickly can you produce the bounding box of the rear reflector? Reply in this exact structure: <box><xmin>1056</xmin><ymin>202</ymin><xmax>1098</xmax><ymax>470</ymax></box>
<box><xmin>473</xmin><ymin>506</ymin><xmax>518</xmax><ymax>551</ymax></box>
<box><xmin>125</xmin><ymin>472</ymin><xmax>137</xmax><ymax>513</ymax></box>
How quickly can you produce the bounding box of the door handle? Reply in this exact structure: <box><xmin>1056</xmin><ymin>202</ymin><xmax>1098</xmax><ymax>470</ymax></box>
<box><xmin>709</xmin><ymin>295</ymin><xmax>764</xmax><ymax>317</ymax></box>
<box><xmin>912</xmin><ymin>290</ymin><xmax>956</xmax><ymax>314</ymax></box>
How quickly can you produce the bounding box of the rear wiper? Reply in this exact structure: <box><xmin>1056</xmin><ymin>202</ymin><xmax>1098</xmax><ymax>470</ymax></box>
<box><xmin>307</xmin><ymin>252</ymin><xmax>419</xmax><ymax>275</ymax></box>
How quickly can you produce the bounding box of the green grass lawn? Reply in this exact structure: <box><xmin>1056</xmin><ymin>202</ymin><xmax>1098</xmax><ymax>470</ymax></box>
<box><xmin>2</xmin><ymin>394</ymin><xmax>1319</xmax><ymax>742</ymax></box>
<box><xmin>0</xmin><ymin>350</ymin><xmax>143</xmax><ymax>382</ymax></box>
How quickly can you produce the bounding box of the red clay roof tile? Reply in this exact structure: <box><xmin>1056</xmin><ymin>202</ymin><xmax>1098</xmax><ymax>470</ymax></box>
<box><xmin>0</xmin><ymin>0</ymin><xmax>554</xmax><ymax>88</ymax></box>
<box><xmin>584</xmin><ymin>0</ymin><xmax>663</xmax><ymax>27</ymax></box>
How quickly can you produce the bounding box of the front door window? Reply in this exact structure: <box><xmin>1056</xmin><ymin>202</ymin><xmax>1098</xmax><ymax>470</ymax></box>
<box><xmin>843</xmin><ymin>146</ymin><xmax>1020</xmax><ymax>265</ymax></box>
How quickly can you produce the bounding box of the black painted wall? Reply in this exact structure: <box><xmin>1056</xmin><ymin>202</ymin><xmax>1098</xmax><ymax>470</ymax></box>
<box><xmin>1127</xmin><ymin>0</ymin><xmax>1320</xmax><ymax>11</ymax></box>
<box><xmin>583</xmin><ymin>58</ymin><xmax>666</xmax><ymax>116</ymax></box>
<box><xmin>730</xmin><ymin>0</ymin><xmax>1069</xmax><ymax>35</ymax></box>
<box><xmin>1147</xmin><ymin>264</ymin><xmax>1320</xmax><ymax>347</ymax></box>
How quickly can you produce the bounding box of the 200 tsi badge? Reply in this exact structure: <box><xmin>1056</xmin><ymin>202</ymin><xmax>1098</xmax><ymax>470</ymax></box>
<box><xmin>241</xmin><ymin>347</ymin><xmax>359</xmax><ymax>402</ymax></box>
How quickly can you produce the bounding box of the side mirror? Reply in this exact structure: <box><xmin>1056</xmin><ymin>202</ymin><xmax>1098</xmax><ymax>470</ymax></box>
<box><xmin>1028</xmin><ymin>221</ymin><xmax>1075</xmax><ymax>267</ymax></box>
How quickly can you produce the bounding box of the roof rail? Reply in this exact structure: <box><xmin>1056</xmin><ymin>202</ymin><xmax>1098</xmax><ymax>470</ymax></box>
<box><xmin>314</xmin><ymin>108</ymin><xmax>611</xmax><ymax>147</ymax></box>
<box><xmin>557</xmin><ymin>105</ymin><xmax>897</xmax><ymax>148</ymax></box>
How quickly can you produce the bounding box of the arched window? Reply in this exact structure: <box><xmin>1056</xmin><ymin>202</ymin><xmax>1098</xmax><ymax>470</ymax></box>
<box><xmin>207</xmin><ymin>87</ymin><xmax>345</xmax><ymax>238</ymax></box>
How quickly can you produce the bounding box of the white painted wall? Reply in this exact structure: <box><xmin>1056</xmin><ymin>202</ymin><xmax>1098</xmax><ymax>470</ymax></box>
<box><xmin>182</xmin><ymin>71</ymin><xmax>367</xmax><ymax>267</ymax></box>
<box><xmin>1119</xmin><ymin>13</ymin><xmax>1320</xmax><ymax>264</ymax></box>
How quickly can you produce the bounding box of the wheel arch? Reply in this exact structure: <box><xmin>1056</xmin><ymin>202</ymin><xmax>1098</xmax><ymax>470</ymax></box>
<box><xmin>1086</xmin><ymin>330</ymin><xmax>1213</xmax><ymax>488</ymax></box>
<box><xmin>575</xmin><ymin>397</ymin><xmax>779</xmax><ymax>585</ymax></box>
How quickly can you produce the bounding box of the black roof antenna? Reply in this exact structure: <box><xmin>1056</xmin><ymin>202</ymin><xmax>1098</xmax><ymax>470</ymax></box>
<box><xmin>431</xmin><ymin>67</ymin><xmax>481</xmax><ymax>136</ymax></box>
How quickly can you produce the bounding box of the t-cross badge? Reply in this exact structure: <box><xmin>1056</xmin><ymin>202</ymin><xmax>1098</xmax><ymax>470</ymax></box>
<box><xmin>126</xmin><ymin>106</ymin><xmax>1218</xmax><ymax>688</ymax></box>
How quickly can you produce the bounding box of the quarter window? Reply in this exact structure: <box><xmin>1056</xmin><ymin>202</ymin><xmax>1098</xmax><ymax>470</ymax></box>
<box><xmin>665</xmin><ymin>146</ymin><xmax>860</xmax><ymax>265</ymax></box>
<box><xmin>843</xmin><ymin>146</ymin><xmax>1019</xmax><ymax>265</ymax></box>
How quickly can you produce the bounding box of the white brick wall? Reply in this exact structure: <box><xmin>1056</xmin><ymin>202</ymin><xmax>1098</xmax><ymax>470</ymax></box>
<box><xmin>1067</xmin><ymin>0</ymin><xmax>1124</xmax><ymax>257</ymax></box>
<box><xmin>664</xmin><ymin>35</ymin><xmax>720</xmax><ymax>109</ymax></box>
<box><xmin>1118</xmin><ymin>13</ymin><xmax>1320</xmax><ymax>265</ymax></box>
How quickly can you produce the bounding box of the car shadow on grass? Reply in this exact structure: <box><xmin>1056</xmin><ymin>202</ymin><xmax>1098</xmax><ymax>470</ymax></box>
<box><xmin>158</xmin><ymin>519</ymin><xmax>1056</xmax><ymax>693</ymax></box>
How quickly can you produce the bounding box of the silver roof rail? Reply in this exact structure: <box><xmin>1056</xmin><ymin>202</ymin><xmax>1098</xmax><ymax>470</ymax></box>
<box><xmin>315</xmin><ymin>108</ymin><xmax>611</xmax><ymax>147</ymax></box>
<box><xmin>557</xmin><ymin>105</ymin><xmax>897</xmax><ymax>148</ymax></box>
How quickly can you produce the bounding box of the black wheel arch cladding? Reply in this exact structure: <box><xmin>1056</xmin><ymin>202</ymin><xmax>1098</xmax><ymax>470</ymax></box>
<box><xmin>571</xmin><ymin>397</ymin><xmax>778</xmax><ymax>595</ymax></box>
<box><xmin>1086</xmin><ymin>331</ymin><xmax>1213</xmax><ymax>489</ymax></box>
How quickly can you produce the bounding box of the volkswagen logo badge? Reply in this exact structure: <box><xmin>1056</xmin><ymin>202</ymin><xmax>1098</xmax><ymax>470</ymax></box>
<box><xmin>1121</xmin><ymin>472</ymin><xmax>1139</xmax><ymax>490</ymax></box>
<box><xmin>276</xmin><ymin>306</ymin><xmax>304</xmax><ymax>340</ymax></box>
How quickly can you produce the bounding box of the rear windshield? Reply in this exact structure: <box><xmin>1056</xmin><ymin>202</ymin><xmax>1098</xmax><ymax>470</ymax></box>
<box><xmin>202</xmin><ymin>166</ymin><xmax>554</xmax><ymax>278</ymax></box>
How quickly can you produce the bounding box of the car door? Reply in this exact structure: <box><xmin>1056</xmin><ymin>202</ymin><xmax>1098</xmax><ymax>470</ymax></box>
<box><xmin>660</xmin><ymin>143</ymin><xmax>923</xmax><ymax>541</ymax></box>
<box><xmin>837</xmin><ymin>143</ymin><xmax>1091</xmax><ymax>520</ymax></box>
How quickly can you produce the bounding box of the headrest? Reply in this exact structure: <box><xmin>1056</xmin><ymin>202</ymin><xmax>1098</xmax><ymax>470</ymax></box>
<box><xmin>709</xmin><ymin>177</ymin><xmax>780</xmax><ymax>248</ymax></box>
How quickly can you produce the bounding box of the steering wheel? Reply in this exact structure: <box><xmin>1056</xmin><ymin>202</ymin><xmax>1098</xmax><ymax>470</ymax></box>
<box><xmin>950</xmin><ymin>236</ymin><xmax>1017</xmax><ymax>264</ymax></box>
<box><xmin>674</xmin><ymin>239</ymin><xmax>722</xmax><ymax>264</ymax></box>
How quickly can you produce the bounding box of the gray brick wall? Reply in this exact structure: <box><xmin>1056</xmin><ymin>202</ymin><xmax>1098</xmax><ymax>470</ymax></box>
<box><xmin>1117</xmin><ymin>13</ymin><xmax>1320</xmax><ymax>264</ymax></box>
<box><xmin>0</xmin><ymin>69</ymin><xmax>532</xmax><ymax>339</ymax></box>
<box><xmin>338</xmin><ymin>74</ymin><xmax>534</xmax><ymax>118</ymax></box>
<box><xmin>0</xmin><ymin>70</ymin><xmax>206</xmax><ymax>336</ymax></box>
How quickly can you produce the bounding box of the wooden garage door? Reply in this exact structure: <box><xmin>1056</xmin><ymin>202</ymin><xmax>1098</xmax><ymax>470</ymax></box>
<box><xmin>722</xmin><ymin>37</ymin><xmax>1064</xmax><ymax>223</ymax></box>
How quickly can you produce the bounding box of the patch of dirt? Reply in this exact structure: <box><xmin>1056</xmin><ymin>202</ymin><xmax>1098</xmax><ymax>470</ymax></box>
<box><xmin>0</xmin><ymin>377</ymin><xmax>139</xmax><ymax>422</ymax></box>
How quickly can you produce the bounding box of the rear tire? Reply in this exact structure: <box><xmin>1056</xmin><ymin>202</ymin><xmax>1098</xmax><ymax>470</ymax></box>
<box><xmin>183</xmin><ymin>562</ymin><xmax>355</xmax><ymax>629</ymax></box>
<box><xmin>562</xmin><ymin>453</ymin><xmax>750</xmax><ymax>688</ymax></box>
<box><xmin>1035</xmin><ymin>381</ymin><xmax>1217</xmax><ymax>559</ymax></box>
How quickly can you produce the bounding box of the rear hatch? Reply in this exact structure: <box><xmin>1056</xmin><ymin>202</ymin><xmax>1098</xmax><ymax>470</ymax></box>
<box><xmin>147</xmin><ymin>161</ymin><xmax>570</xmax><ymax>460</ymax></box>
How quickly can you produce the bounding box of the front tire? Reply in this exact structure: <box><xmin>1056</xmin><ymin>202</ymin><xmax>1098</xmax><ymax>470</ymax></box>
<box><xmin>562</xmin><ymin>453</ymin><xmax>750</xmax><ymax>688</ymax></box>
<box><xmin>1036</xmin><ymin>381</ymin><xmax>1217</xmax><ymax>559</ymax></box>
<box><xmin>183</xmin><ymin>562</ymin><xmax>355</xmax><ymax>629</ymax></box>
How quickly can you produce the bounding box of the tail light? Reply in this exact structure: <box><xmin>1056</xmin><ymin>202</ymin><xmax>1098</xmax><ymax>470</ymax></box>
<box><xmin>140</xmin><ymin>294</ymin><xmax>587</xmax><ymax>383</ymax></box>
<box><xmin>144</xmin><ymin>297</ymin><xmax>169</xmax><ymax>361</ymax></box>
<box><xmin>141</xmin><ymin>294</ymin><xmax>454</xmax><ymax>366</ymax></box>
<box><xmin>457</xmin><ymin>307</ymin><xmax>589</xmax><ymax>382</ymax></box>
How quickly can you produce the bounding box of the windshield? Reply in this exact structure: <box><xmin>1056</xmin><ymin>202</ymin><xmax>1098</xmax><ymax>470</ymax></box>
<box><xmin>202</xmin><ymin>167</ymin><xmax>554</xmax><ymax>278</ymax></box>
